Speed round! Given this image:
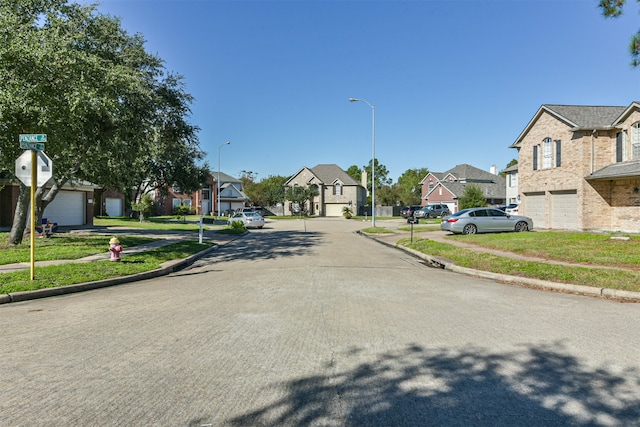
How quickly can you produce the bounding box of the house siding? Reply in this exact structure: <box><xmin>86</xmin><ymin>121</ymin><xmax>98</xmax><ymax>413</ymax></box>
<box><xmin>515</xmin><ymin>104</ymin><xmax>640</xmax><ymax>232</ymax></box>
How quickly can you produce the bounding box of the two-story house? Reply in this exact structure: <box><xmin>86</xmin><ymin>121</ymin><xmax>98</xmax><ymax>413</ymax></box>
<box><xmin>420</xmin><ymin>164</ymin><xmax>506</xmax><ymax>213</ymax></box>
<box><xmin>510</xmin><ymin>102</ymin><xmax>640</xmax><ymax>232</ymax></box>
<box><xmin>502</xmin><ymin>163</ymin><xmax>519</xmax><ymax>206</ymax></box>
<box><xmin>284</xmin><ymin>164</ymin><xmax>367</xmax><ymax>216</ymax></box>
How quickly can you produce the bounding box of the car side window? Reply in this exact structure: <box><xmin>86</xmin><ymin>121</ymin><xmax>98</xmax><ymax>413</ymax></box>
<box><xmin>489</xmin><ymin>209</ymin><xmax>507</xmax><ymax>217</ymax></box>
<box><xmin>474</xmin><ymin>209</ymin><xmax>488</xmax><ymax>217</ymax></box>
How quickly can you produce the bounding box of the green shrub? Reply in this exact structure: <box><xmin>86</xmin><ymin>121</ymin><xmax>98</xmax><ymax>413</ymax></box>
<box><xmin>230</xmin><ymin>221</ymin><xmax>246</xmax><ymax>231</ymax></box>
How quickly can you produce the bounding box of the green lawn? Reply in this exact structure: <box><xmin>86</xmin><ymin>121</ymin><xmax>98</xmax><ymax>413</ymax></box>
<box><xmin>401</xmin><ymin>231</ymin><xmax>640</xmax><ymax>293</ymax></box>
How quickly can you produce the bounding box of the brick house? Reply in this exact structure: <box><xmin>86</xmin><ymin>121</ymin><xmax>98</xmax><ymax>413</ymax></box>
<box><xmin>154</xmin><ymin>172</ymin><xmax>247</xmax><ymax>216</ymax></box>
<box><xmin>510</xmin><ymin>102</ymin><xmax>640</xmax><ymax>232</ymax></box>
<box><xmin>284</xmin><ymin>164</ymin><xmax>367</xmax><ymax>216</ymax></box>
<box><xmin>419</xmin><ymin>164</ymin><xmax>506</xmax><ymax>213</ymax></box>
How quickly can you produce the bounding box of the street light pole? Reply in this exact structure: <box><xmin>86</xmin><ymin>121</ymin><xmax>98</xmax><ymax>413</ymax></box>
<box><xmin>349</xmin><ymin>98</ymin><xmax>376</xmax><ymax>227</ymax></box>
<box><xmin>218</xmin><ymin>141</ymin><xmax>231</xmax><ymax>218</ymax></box>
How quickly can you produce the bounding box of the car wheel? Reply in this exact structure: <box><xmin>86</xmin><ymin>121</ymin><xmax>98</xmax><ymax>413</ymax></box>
<box><xmin>462</xmin><ymin>224</ymin><xmax>477</xmax><ymax>235</ymax></box>
<box><xmin>515</xmin><ymin>221</ymin><xmax>529</xmax><ymax>232</ymax></box>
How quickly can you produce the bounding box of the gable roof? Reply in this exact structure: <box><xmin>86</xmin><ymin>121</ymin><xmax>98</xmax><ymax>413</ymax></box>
<box><xmin>286</xmin><ymin>164</ymin><xmax>362</xmax><ymax>187</ymax></box>
<box><xmin>310</xmin><ymin>164</ymin><xmax>360</xmax><ymax>186</ymax></box>
<box><xmin>511</xmin><ymin>103</ymin><xmax>633</xmax><ymax>148</ymax></box>
<box><xmin>211</xmin><ymin>171</ymin><xmax>241</xmax><ymax>184</ymax></box>
<box><xmin>443</xmin><ymin>164</ymin><xmax>503</xmax><ymax>183</ymax></box>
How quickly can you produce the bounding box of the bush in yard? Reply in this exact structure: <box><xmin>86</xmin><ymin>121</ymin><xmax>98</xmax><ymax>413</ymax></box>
<box><xmin>458</xmin><ymin>183</ymin><xmax>488</xmax><ymax>210</ymax></box>
<box><xmin>230</xmin><ymin>220</ymin><xmax>246</xmax><ymax>231</ymax></box>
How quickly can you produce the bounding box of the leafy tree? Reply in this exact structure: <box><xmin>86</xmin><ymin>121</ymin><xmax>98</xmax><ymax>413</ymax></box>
<box><xmin>0</xmin><ymin>0</ymin><xmax>207</xmax><ymax>243</ymax></box>
<box><xmin>376</xmin><ymin>184</ymin><xmax>402</xmax><ymax>206</ymax></box>
<box><xmin>285</xmin><ymin>185</ymin><xmax>318</xmax><ymax>216</ymax></box>
<box><xmin>255</xmin><ymin>175</ymin><xmax>288</xmax><ymax>207</ymax></box>
<box><xmin>599</xmin><ymin>0</ymin><xmax>640</xmax><ymax>66</ymax></box>
<box><xmin>363</xmin><ymin>158</ymin><xmax>392</xmax><ymax>205</ymax></box>
<box><xmin>346</xmin><ymin>165</ymin><xmax>362</xmax><ymax>183</ymax></box>
<box><xmin>458</xmin><ymin>183</ymin><xmax>487</xmax><ymax>210</ymax></box>
<box><xmin>397</xmin><ymin>167</ymin><xmax>429</xmax><ymax>205</ymax></box>
<box><xmin>239</xmin><ymin>170</ymin><xmax>258</xmax><ymax>205</ymax></box>
<box><xmin>131</xmin><ymin>193</ymin><xmax>154</xmax><ymax>222</ymax></box>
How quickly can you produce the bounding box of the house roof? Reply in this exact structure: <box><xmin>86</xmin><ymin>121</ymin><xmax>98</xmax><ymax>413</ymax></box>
<box><xmin>511</xmin><ymin>103</ymin><xmax>630</xmax><ymax>148</ymax></box>
<box><xmin>424</xmin><ymin>164</ymin><xmax>506</xmax><ymax>199</ymax></box>
<box><xmin>211</xmin><ymin>171</ymin><xmax>240</xmax><ymax>184</ymax></box>
<box><xmin>310</xmin><ymin>164</ymin><xmax>361</xmax><ymax>186</ymax></box>
<box><xmin>502</xmin><ymin>163</ymin><xmax>518</xmax><ymax>173</ymax></box>
<box><xmin>585</xmin><ymin>160</ymin><xmax>640</xmax><ymax>181</ymax></box>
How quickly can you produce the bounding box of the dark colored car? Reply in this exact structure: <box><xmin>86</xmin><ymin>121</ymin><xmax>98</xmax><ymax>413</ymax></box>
<box><xmin>414</xmin><ymin>204</ymin><xmax>451</xmax><ymax>219</ymax></box>
<box><xmin>400</xmin><ymin>205</ymin><xmax>422</xmax><ymax>219</ymax></box>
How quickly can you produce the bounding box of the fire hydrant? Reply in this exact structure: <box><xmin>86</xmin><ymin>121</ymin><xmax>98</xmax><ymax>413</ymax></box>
<box><xmin>109</xmin><ymin>237</ymin><xmax>123</xmax><ymax>262</ymax></box>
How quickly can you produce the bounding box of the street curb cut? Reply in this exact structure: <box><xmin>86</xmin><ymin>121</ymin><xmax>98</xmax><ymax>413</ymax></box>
<box><xmin>0</xmin><ymin>241</ymin><xmax>228</xmax><ymax>305</ymax></box>
<box><xmin>361</xmin><ymin>231</ymin><xmax>640</xmax><ymax>302</ymax></box>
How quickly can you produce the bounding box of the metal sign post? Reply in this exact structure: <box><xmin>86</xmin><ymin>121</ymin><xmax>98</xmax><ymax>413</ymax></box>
<box><xmin>16</xmin><ymin>134</ymin><xmax>49</xmax><ymax>280</ymax></box>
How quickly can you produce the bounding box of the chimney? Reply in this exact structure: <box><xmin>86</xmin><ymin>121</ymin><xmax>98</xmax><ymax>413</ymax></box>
<box><xmin>490</xmin><ymin>165</ymin><xmax>497</xmax><ymax>175</ymax></box>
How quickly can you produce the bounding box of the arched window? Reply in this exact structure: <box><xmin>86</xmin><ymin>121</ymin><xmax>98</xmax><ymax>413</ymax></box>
<box><xmin>334</xmin><ymin>182</ymin><xmax>342</xmax><ymax>195</ymax></box>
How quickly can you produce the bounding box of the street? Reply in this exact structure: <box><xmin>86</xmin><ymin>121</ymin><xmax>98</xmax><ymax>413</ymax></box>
<box><xmin>1</xmin><ymin>218</ymin><xmax>639</xmax><ymax>426</ymax></box>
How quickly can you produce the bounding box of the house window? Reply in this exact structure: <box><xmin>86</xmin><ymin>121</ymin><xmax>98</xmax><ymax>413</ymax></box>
<box><xmin>428</xmin><ymin>180</ymin><xmax>434</xmax><ymax>192</ymax></box>
<box><xmin>183</xmin><ymin>199</ymin><xmax>192</xmax><ymax>207</ymax></box>
<box><xmin>533</xmin><ymin>145</ymin><xmax>538</xmax><ymax>170</ymax></box>
<box><xmin>632</xmin><ymin>122</ymin><xmax>640</xmax><ymax>160</ymax></box>
<box><xmin>555</xmin><ymin>140</ymin><xmax>561</xmax><ymax>167</ymax></box>
<box><xmin>542</xmin><ymin>138</ymin><xmax>552</xmax><ymax>169</ymax></box>
<box><xmin>616</xmin><ymin>132</ymin><xmax>623</xmax><ymax>163</ymax></box>
<box><xmin>334</xmin><ymin>183</ymin><xmax>342</xmax><ymax>195</ymax></box>
<box><xmin>202</xmin><ymin>189</ymin><xmax>210</xmax><ymax>200</ymax></box>
<box><xmin>172</xmin><ymin>199</ymin><xmax>181</xmax><ymax>209</ymax></box>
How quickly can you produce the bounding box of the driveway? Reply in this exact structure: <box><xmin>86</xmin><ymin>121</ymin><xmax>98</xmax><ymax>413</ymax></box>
<box><xmin>1</xmin><ymin>218</ymin><xmax>639</xmax><ymax>426</ymax></box>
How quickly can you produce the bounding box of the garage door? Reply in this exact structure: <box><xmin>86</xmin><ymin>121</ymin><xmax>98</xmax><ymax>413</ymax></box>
<box><xmin>43</xmin><ymin>191</ymin><xmax>85</xmax><ymax>226</ymax></box>
<box><xmin>105</xmin><ymin>197</ymin><xmax>122</xmax><ymax>217</ymax></box>
<box><xmin>523</xmin><ymin>192</ymin><xmax>546</xmax><ymax>229</ymax></box>
<box><xmin>550</xmin><ymin>190</ymin><xmax>578</xmax><ymax>230</ymax></box>
<box><xmin>325</xmin><ymin>204</ymin><xmax>345</xmax><ymax>217</ymax></box>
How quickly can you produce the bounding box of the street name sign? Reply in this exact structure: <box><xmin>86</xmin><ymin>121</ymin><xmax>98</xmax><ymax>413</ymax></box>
<box><xmin>19</xmin><ymin>134</ymin><xmax>47</xmax><ymax>150</ymax></box>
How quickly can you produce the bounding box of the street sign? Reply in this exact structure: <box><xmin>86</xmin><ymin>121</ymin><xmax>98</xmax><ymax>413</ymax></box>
<box><xmin>19</xmin><ymin>134</ymin><xmax>47</xmax><ymax>151</ymax></box>
<box><xmin>20</xmin><ymin>141</ymin><xmax>45</xmax><ymax>150</ymax></box>
<box><xmin>19</xmin><ymin>134</ymin><xmax>47</xmax><ymax>143</ymax></box>
<box><xmin>15</xmin><ymin>150</ymin><xmax>53</xmax><ymax>187</ymax></box>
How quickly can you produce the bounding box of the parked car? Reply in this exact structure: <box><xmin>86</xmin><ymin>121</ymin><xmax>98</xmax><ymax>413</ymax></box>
<box><xmin>505</xmin><ymin>203</ymin><xmax>520</xmax><ymax>215</ymax></box>
<box><xmin>441</xmin><ymin>207</ymin><xmax>533</xmax><ymax>235</ymax></box>
<box><xmin>400</xmin><ymin>205</ymin><xmax>422</xmax><ymax>218</ymax></box>
<box><xmin>414</xmin><ymin>204</ymin><xmax>451</xmax><ymax>219</ymax></box>
<box><xmin>228</xmin><ymin>212</ymin><xmax>265</xmax><ymax>229</ymax></box>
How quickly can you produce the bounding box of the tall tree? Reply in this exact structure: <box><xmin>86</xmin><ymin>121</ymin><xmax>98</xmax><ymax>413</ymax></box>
<box><xmin>252</xmin><ymin>175</ymin><xmax>288</xmax><ymax>207</ymax></box>
<box><xmin>0</xmin><ymin>0</ymin><xmax>207</xmax><ymax>243</ymax></box>
<box><xmin>599</xmin><ymin>0</ymin><xmax>640</xmax><ymax>66</ymax></box>
<box><xmin>397</xmin><ymin>167</ymin><xmax>429</xmax><ymax>206</ymax></box>
<box><xmin>363</xmin><ymin>158</ymin><xmax>391</xmax><ymax>205</ymax></box>
<box><xmin>346</xmin><ymin>165</ymin><xmax>362</xmax><ymax>183</ymax></box>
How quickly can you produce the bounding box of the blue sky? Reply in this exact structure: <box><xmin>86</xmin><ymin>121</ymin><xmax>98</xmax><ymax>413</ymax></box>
<box><xmin>90</xmin><ymin>0</ymin><xmax>639</xmax><ymax>182</ymax></box>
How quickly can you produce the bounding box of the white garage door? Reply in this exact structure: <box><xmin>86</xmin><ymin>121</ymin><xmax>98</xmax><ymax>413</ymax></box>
<box><xmin>550</xmin><ymin>190</ymin><xmax>578</xmax><ymax>230</ymax></box>
<box><xmin>325</xmin><ymin>204</ymin><xmax>346</xmax><ymax>217</ymax></box>
<box><xmin>105</xmin><ymin>197</ymin><xmax>122</xmax><ymax>217</ymax></box>
<box><xmin>523</xmin><ymin>192</ymin><xmax>546</xmax><ymax>229</ymax></box>
<box><xmin>43</xmin><ymin>191</ymin><xmax>85</xmax><ymax>226</ymax></box>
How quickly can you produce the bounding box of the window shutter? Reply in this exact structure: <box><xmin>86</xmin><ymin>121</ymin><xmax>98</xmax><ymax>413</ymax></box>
<box><xmin>555</xmin><ymin>140</ymin><xmax>561</xmax><ymax>167</ymax></box>
<box><xmin>533</xmin><ymin>146</ymin><xmax>538</xmax><ymax>170</ymax></box>
<box><xmin>616</xmin><ymin>132</ymin><xmax>623</xmax><ymax>163</ymax></box>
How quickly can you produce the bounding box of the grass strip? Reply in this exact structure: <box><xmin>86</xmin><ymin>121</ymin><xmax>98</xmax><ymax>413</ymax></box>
<box><xmin>0</xmin><ymin>240</ymin><xmax>213</xmax><ymax>294</ymax></box>
<box><xmin>405</xmin><ymin>238</ymin><xmax>640</xmax><ymax>293</ymax></box>
<box><xmin>0</xmin><ymin>234</ymin><xmax>158</xmax><ymax>265</ymax></box>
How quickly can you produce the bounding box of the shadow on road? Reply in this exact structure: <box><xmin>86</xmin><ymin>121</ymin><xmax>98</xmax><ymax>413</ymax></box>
<box><xmin>224</xmin><ymin>342</ymin><xmax>639</xmax><ymax>426</ymax></box>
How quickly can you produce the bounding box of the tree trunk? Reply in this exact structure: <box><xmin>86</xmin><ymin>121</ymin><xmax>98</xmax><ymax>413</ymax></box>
<box><xmin>8</xmin><ymin>184</ymin><xmax>30</xmax><ymax>245</ymax></box>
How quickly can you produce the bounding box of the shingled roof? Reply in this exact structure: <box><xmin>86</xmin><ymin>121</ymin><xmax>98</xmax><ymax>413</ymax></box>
<box><xmin>309</xmin><ymin>164</ymin><xmax>360</xmax><ymax>186</ymax></box>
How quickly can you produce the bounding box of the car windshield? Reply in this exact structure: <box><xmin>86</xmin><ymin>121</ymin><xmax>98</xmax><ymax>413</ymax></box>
<box><xmin>245</xmin><ymin>212</ymin><xmax>260</xmax><ymax>217</ymax></box>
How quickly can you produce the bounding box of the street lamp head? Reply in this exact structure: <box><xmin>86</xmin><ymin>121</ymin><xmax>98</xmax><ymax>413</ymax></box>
<box><xmin>349</xmin><ymin>98</ymin><xmax>358</xmax><ymax>103</ymax></box>
<box><xmin>225</xmin><ymin>141</ymin><xmax>231</xmax><ymax>145</ymax></box>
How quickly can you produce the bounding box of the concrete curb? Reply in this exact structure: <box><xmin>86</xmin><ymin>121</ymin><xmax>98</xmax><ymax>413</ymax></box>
<box><xmin>0</xmin><ymin>241</ymin><xmax>227</xmax><ymax>305</ymax></box>
<box><xmin>363</xmin><ymin>231</ymin><xmax>640</xmax><ymax>302</ymax></box>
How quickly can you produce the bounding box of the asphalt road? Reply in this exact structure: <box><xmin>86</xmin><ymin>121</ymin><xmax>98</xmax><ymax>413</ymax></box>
<box><xmin>1</xmin><ymin>218</ymin><xmax>639</xmax><ymax>426</ymax></box>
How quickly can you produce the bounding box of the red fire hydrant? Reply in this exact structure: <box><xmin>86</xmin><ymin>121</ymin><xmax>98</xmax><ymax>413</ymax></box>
<box><xmin>109</xmin><ymin>237</ymin><xmax>123</xmax><ymax>262</ymax></box>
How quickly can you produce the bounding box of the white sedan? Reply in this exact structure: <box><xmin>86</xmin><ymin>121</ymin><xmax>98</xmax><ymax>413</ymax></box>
<box><xmin>227</xmin><ymin>212</ymin><xmax>265</xmax><ymax>229</ymax></box>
